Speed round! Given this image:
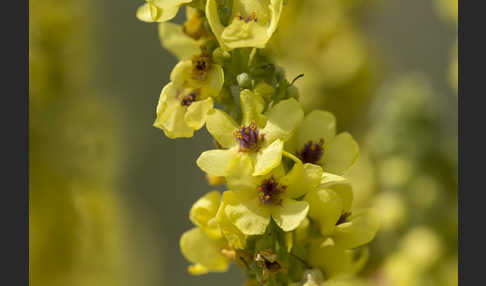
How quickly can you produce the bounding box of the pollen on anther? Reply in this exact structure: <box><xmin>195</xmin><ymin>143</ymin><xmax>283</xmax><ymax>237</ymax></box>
<box><xmin>234</xmin><ymin>121</ymin><xmax>264</xmax><ymax>152</ymax></box>
<box><xmin>258</xmin><ymin>177</ymin><xmax>286</xmax><ymax>205</ymax></box>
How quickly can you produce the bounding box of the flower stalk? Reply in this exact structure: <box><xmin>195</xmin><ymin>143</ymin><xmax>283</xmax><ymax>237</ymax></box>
<box><xmin>136</xmin><ymin>1</ymin><xmax>379</xmax><ymax>285</ymax></box>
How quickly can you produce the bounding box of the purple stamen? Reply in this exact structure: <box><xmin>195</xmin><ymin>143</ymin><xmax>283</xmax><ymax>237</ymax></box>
<box><xmin>336</xmin><ymin>212</ymin><xmax>352</xmax><ymax>225</ymax></box>
<box><xmin>258</xmin><ymin>177</ymin><xmax>286</xmax><ymax>205</ymax></box>
<box><xmin>298</xmin><ymin>139</ymin><xmax>324</xmax><ymax>164</ymax></box>
<box><xmin>234</xmin><ymin>121</ymin><xmax>264</xmax><ymax>152</ymax></box>
<box><xmin>181</xmin><ymin>91</ymin><xmax>197</xmax><ymax>106</ymax></box>
<box><xmin>237</xmin><ymin>11</ymin><xmax>257</xmax><ymax>23</ymax></box>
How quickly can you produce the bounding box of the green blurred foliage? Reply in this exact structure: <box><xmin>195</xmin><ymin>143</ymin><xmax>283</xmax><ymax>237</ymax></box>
<box><xmin>273</xmin><ymin>0</ymin><xmax>381</xmax><ymax>130</ymax></box>
<box><xmin>29</xmin><ymin>0</ymin><xmax>158</xmax><ymax>285</ymax></box>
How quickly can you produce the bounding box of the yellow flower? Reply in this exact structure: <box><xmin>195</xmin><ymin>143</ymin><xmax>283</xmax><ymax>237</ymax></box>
<box><xmin>180</xmin><ymin>191</ymin><xmax>234</xmax><ymax>275</ymax></box>
<box><xmin>220</xmin><ymin>155</ymin><xmax>322</xmax><ymax>234</ymax></box>
<box><xmin>216</xmin><ymin>191</ymin><xmax>247</xmax><ymax>249</ymax></box>
<box><xmin>330</xmin><ymin>209</ymin><xmax>380</xmax><ymax>249</ymax></box>
<box><xmin>154</xmin><ymin>57</ymin><xmax>224</xmax><ymax>138</ymax></box>
<box><xmin>189</xmin><ymin>191</ymin><xmax>223</xmax><ymax>239</ymax></box>
<box><xmin>286</xmin><ymin>110</ymin><xmax>359</xmax><ymax>175</ymax></box>
<box><xmin>206</xmin><ymin>0</ymin><xmax>284</xmax><ymax>50</ymax></box>
<box><xmin>180</xmin><ymin>227</ymin><xmax>230</xmax><ymax>275</ymax></box>
<box><xmin>304</xmin><ymin>172</ymin><xmax>353</xmax><ymax>237</ymax></box>
<box><xmin>197</xmin><ymin>90</ymin><xmax>304</xmax><ymax>177</ymax></box>
<box><xmin>136</xmin><ymin>0</ymin><xmax>192</xmax><ymax>23</ymax></box>
<box><xmin>304</xmin><ymin>172</ymin><xmax>379</xmax><ymax>248</ymax></box>
<box><xmin>308</xmin><ymin>237</ymin><xmax>369</xmax><ymax>279</ymax></box>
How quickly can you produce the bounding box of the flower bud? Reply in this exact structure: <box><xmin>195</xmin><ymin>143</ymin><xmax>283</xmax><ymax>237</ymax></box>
<box><xmin>237</xmin><ymin>73</ymin><xmax>252</xmax><ymax>89</ymax></box>
<box><xmin>212</xmin><ymin>47</ymin><xmax>231</xmax><ymax>65</ymax></box>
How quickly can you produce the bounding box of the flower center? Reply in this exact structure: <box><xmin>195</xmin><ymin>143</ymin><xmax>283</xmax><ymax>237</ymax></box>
<box><xmin>258</xmin><ymin>177</ymin><xmax>286</xmax><ymax>205</ymax></box>
<box><xmin>298</xmin><ymin>139</ymin><xmax>324</xmax><ymax>164</ymax></box>
<box><xmin>336</xmin><ymin>212</ymin><xmax>352</xmax><ymax>225</ymax></box>
<box><xmin>191</xmin><ymin>53</ymin><xmax>212</xmax><ymax>81</ymax></box>
<box><xmin>180</xmin><ymin>90</ymin><xmax>197</xmax><ymax>106</ymax></box>
<box><xmin>234</xmin><ymin>121</ymin><xmax>265</xmax><ymax>152</ymax></box>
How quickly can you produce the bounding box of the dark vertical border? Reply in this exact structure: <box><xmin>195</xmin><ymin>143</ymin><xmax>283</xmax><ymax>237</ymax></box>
<box><xmin>2</xmin><ymin>0</ymin><xmax>28</xmax><ymax>284</ymax></box>
<box><xmin>26</xmin><ymin>0</ymin><xmax>29</xmax><ymax>283</ymax></box>
<box><xmin>458</xmin><ymin>1</ymin><xmax>463</xmax><ymax>285</ymax></box>
<box><xmin>458</xmin><ymin>0</ymin><xmax>482</xmax><ymax>285</ymax></box>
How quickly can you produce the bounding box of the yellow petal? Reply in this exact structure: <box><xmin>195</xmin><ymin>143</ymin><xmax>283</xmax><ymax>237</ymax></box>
<box><xmin>225</xmin><ymin>154</ymin><xmax>259</xmax><ymax>193</ymax></box>
<box><xmin>180</xmin><ymin>228</ymin><xmax>229</xmax><ymax>274</ymax></box>
<box><xmin>137</xmin><ymin>0</ymin><xmax>190</xmax><ymax>23</ymax></box>
<box><xmin>196</xmin><ymin>148</ymin><xmax>237</xmax><ymax>177</ymax></box>
<box><xmin>216</xmin><ymin>191</ymin><xmax>247</xmax><ymax>249</ymax></box>
<box><xmin>205</xmin><ymin>0</ymin><xmax>229</xmax><ymax>50</ymax></box>
<box><xmin>271</xmin><ymin>198</ymin><xmax>309</xmax><ymax>232</ymax></box>
<box><xmin>320</xmin><ymin>172</ymin><xmax>349</xmax><ymax>187</ymax></box>
<box><xmin>170</xmin><ymin>60</ymin><xmax>192</xmax><ymax>83</ymax></box>
<box><xmin>188</xmin><ymin>264</ymin><xmax>209</xmax><ymax>275</ymax></box>
<box><xmin>253</xmin><ymin>139</ymin><xmax>283</xmax><ymax>176</ymax></box>
<box><xmin>295</xmin><ymin>217</ymin><xmax>310</xmax><ymax>242</ymax></box>
<box><xmin>305</xmin><ymin>188</ymin><xmax>343</xmax><ymax>236</ymax></box>
<box><xmin>153</xmin><ymin>83</ymin><xmax>194</xmax><ymax>138</ymax></box>
<box><xmin>323</xmin><ymin>132</ymin><xmax>359</xmax><ymax>175</ymax></box>
<box><xmin>333</xmin><ymin>209</ymin><xmax>380</xmax><ymax>249</ymax></box>
<box><xmin>267</xmin><ymin>0</ymin><xmax>284</xmax><ymax>43</ymax></box>
<box><xmin>189</xmin><ymin>191</ymin><xmax>221</xmax><ymax>238</ymax></box>
<box><xmin>281</xmin><ymin>162</ymin><xmax>323</xmax><ymax>199</ymax></box>
<box><xmin>136</xmin><ymin>3</ymin><xmax>160</xmax><ymax>22</ymax></box>
<box><xmin>309</xmin><ymin>239</ymin><xmax>353</xmax><ymax>278</ymax></box>
<box><xmin>320</xmin><ymin>172</ymin><xmax>353</xmax><ymax>212</ymax></box>
<box><xmin>171</xmin><ymin>60</ymin><xmax>224</xmax><ymax>99</ymax></box>
<box><xmin>201</xmin><ymin>63</ymin><xmax>225</xmax><ymax>98</ymax></box>
<box><xmin>240</xmin><ymin>89</ymin><xmax>266</xmax><ymax>127</ymax></box>
<box><xmin>297</xmin><ymin>110</ymin><xmax>336</xmax><ymax>150</ymax></box>
<box><xmin>184</xmin><ymin>97</ymin><xmax>213</xmax><ymax>129</ymax></box>
<box><xmin>206</xmin><ymin>109</ymin><xmax>238</xmax><ymax>148</ymax></box>
<box><xmin>206</xmin><ymin>0</ymin><xmax>284</xmax><ymax>50</ymax></box>
<box><xmin>262</xmin><ymin>98</ymin><xmax>304</xmax><ymax>143</ymax></box>
<box><xmin>158</xmin><ymin>22</ymin><xmax>202</xmax><ymax>60</ymax></box>
<box><xmin>329</xmin><ymin>183</ymin><xmax>353</xmax><ymax>213</ymax></box>
<box><xmin>224</xmin><ymin>191</ymin><xmax>271</xmax><ymax>235</ymax></box>
<box><xmin>221</xmin><ymin>19</ymin><xmax>268</xmax><ymax>49</ymax></box>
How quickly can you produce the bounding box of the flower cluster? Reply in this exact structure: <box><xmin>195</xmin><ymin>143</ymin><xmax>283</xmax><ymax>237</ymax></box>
<box><xmin>137</xmin><ymin>1</ymin><xmax>379</xmax><ymax>284</ymax></box>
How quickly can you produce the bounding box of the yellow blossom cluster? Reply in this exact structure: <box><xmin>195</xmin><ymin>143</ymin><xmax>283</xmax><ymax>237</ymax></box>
<box><xmin>137</xmin><ymin>1</ymin><xmax>380</xmax><ymax>284</ymax></box>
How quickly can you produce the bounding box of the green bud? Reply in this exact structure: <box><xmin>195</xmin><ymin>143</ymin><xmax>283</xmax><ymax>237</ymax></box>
<box><xmin>212</xmin><ymin>47</ymin><xmax>231</xmax><ymax>65</ymax></box>
<box><xmin>237</xmin><ymin>73</ymin><xmax>252</xmax><ymax>89</ymax></box>
<box><xmin>286</xmin><ymin>85</ymin><xmax>300</xmax><ymax>100</ymax></box>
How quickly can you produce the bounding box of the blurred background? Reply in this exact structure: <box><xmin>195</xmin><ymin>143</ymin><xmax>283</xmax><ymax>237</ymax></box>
<box><xmin>29</xmin><ymin>0</ymin><xmax>457</xmax><ymax>286</ymax></box>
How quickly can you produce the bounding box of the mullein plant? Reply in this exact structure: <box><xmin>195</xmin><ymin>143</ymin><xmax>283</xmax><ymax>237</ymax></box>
<box><xmin>136</xmin><ymin>1</ymin><xmax>379</xmax><ymax>285</ymax></box>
